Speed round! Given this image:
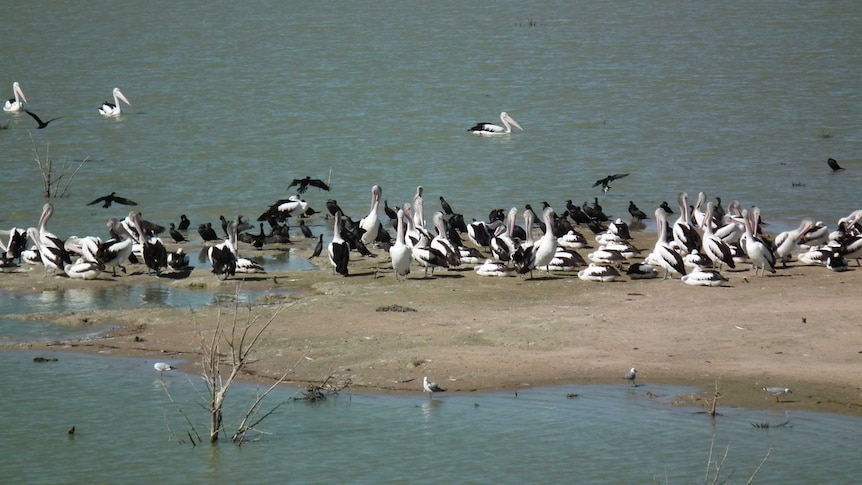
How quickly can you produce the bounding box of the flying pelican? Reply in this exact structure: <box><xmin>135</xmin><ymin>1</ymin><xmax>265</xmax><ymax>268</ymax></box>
<box><xmin>468</xmin><ymin>111</ymin><xmax>523</xmax><ymax>136</ymax></box>
<box><xmin>4</xmin><ymin>82</ymin><xmax>27</xmax><ymax>112</ymax></box>
<box><xmin>389</xmin><ymin>209</ymin><xmax>412</xmax><ymax>281</ymax></box>
<box><xmin>98</xmin><ymin>87</ymin><xmax>131</xmax><ymax>116</ymax></box>
<box><xmin>423</xmin><ymin>376</ymin><xmax>446</xmax><ymax>396</ymax></box>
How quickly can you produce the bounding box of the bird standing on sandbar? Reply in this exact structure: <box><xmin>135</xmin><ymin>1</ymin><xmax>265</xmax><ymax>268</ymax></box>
<box><xmin>762</xmin><ymin>386</ymin><xmax>791</xmax><ymax>402</ymax></box>
<box><xmin>625</xmin><ymin>367</ymin><xmax>638</xmax><ymax>387</ymax></box>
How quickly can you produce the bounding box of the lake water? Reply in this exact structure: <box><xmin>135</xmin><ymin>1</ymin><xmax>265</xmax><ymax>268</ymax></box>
<box><xmin>1</xmin><ymin>1</ymin><xmax>861</xmax><ymax>482</ymax></box>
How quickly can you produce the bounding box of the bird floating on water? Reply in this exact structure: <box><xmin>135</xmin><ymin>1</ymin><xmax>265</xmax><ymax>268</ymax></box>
<box><xmin>98</xmin><ymin>87</ymin><xmax>131</xmax><ymax>116</ymax></box>
<box><xmin>827</xmin><ymin>158</ymin><xmax>844</xmax><ymax>171</ymax></box>
<box><xmin>4</xmin><ymin>82</ymin><xmax>27</xmax><ymax>112</ymax></box>
<box><xmin>468</xmin><ymin>111</ymin><xmax>523</xmax><ymax>136</ymax></box>
<box><xmin>87</xmin><ymin>192</ymin><xmax>137</xmax><ymax>209</ymax></box>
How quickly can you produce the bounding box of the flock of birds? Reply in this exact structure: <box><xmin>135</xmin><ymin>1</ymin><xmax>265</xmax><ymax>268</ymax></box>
<box><xmin>3</xmin><ymin>81</ymin><xmax>131</xmax><ymax>129</ymax></box>
<box><xmin>1</xmin><ymin>176</ymin><xmax>861</xmax><ymax>287</ymax></box>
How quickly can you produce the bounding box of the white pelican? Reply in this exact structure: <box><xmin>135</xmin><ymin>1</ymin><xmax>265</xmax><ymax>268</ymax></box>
<box><xmin>577</xmin><ymin>263</ymin><xmax>620</xmax><ymax>282</ymax></box>
<box><xmin>652</xmin><ymin>208</ymin><xmax>686</xmax><ymax>279</ymax></box>
<box><xmin>430</xmin><ymin>212</ymin><xmax>461</xmax><ymax>267</ymax></box>
<box><xmin>773</xmin><ymin>218</ymin><xmax>814</xmax><ymax>266</ymax></box>
<box><xmin>700</xmin><ymin>202</ymin><xmax>736</xmax><ymax>271</ymax></box>
<box><xmin>626</xmin><ymin>263</ymin><xmax>658</xmax><ymax>279</ymax></box>
<box><xmin>423</xmin><ymin>376</ymin><xmax>446</xmax><ymax>395</ymax></box>
<box><xmin>359</xmin><ymin>185</ymin><xmax>381</xmax><ymax>246</ymax></box>
<box><xmin>98</xmin><ymin>87</ymin><xmax>131</xmax><ymax>116</ymax></box>
<box><xmin>4</xmin><ymin>82</ymin><xmax>27</xmax><ymax>112</ymax></box>
<box><xmin>328</xmin><ymin>211</ymin><xmax>349</xmax><ymax>276</ymax></box>
<box><xmin>681</xmin><ymin>266</ymin><xmax>728</xmax><ymax>287</ymax></box>
<box><xmin>474</xmin><ymin>259</ymin><xmax>510</xmax><ymax>277</ymax></box>
<box><xmin>742</xmin><ymin>208</ymin><xmax>775</xmax><ymax>277</ymax></box>
<box><xmin>130</xmin><ymin>212</ymin><xmax>168</xmax><ymax>275</ymax></box>
<box><xmin>468</xmin><ymin>111</ymin><xmax>523</xmax><ymax>136</ymax></box>
<box><xmin>389</xmin><ymin>209</ymin><xmax>412</xmax><ymax>281</ymax></box>
<box><xmin>66</xmin><ymin>258</ymin><xmax>104</xmax><ymax>280</ymax></box>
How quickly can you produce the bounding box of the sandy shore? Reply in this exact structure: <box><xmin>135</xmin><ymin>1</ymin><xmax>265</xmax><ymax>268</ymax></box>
<box><xmin>3</xmin><ymin>230</ymin><xmax>861</xmax><ymax>416</ymax></box>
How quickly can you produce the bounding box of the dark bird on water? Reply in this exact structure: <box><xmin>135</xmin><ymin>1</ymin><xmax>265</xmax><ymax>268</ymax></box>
<box><xmin>827</xmin><ymin>158</ymin><xmax>845</xmax><ymax>171</ymax></box>
<box><xmin>592</xmin><ymin>173</ymin><xmax>629</xmax><ymax>193</ymax></box>
<box><xmin>287</xmin><ymin>176</ymin><xmax>330</xmax><ymax>194</ymax></box>
<box><xmin>87</xmin><ymin>192</ymin><xmax>137</xmax><ymax>209</ymax></box>
<box><xmin>23</xmin><ymin>109</ymin><xmax>62</xmax><ymax>129</ymax></box>
<box><xmin>177</xmin><ymin>214</ymin><xmax>191</xmax><ymax>231</ymax></box>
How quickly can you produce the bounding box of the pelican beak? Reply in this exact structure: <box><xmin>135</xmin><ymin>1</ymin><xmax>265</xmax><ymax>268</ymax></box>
<box><xmin>14</xmin><ymin>83</ymin><xmax>26</xmax><ymax>104</ymax></box>
<box><xmin>505</xmin><ymin>114</ymin><xmax>523</xmax><ymax>131</ymax></box>
<box><xmin>116</xmin><ymin>89</ymin><xmax>131</xmax><ymax>106</ymax></box>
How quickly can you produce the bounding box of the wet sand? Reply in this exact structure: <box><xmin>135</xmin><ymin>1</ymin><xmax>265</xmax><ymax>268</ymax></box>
<box><xmin>3</xmin><ymin>230</ymin><xmax>861</xmax><ymax>416</ymax></box>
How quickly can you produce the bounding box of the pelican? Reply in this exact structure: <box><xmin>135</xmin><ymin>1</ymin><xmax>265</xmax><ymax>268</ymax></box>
<box><xmin>4</xmin><ymin>82</ymin><xmax>27</xmax><ymax>112</ymax></box>
<box><xmin>131</xmin><ymin>212</ymin><xmax>168</xmax><ymax>275</ymax></box>
<box><xmin>98</xmin><ymin>87</ymin><xmax>131</xmax><ymax>116</ymax></box>
<box><xmin>700</xmin><ymin>202</ymin><xmax>736</xmax><ymax>271</ymax></box>
<box><xmin>328</xmin><ymin>211</ymin><xmax>350</xmax><ymax>276</ymax></box>
<box><xmin>359</xmin><ymin>185</ymin><xmax>381</xmax><ymax>246</ymax></box>
<box><xmin>577</xmin><ymin>263</ymin><xmax>620</xmax><ymax>282</ymax></box>
<box><xmin>389</xmin><ymin>209</ymin><xmax>412</xmax><ymax>281</ymax></box>
<box><xmin>742</xmin><ymin>208</ymin><xmax>775</xmax><ymax>277</ymax></box>
<box><xmin>66</xmin><ymin>258</ymin><xmax>104</xmax><ymax>280</ymax></box>
<box><xmin>626</xmin><ymin>263</ymin><xmax>658</xmax><ymax>279</ymax></box>
<box><xmin>474</xmin><ymin>258</ymin><xmax>510</xmax><ymax>277</ymax></box>
<box><xmin>651</xmin><ymin>208</ymin><xmax>686</xmax><ymax>279</ymax></box>
<box><xmin>681</xmin><ymin>266</ymin><xmax>728</xmax><ymax>287</ymax></box>
<box><xmin>468</xmin><ymin>111</ymin><xmax>523</xmax><ymax>136</ymax></box>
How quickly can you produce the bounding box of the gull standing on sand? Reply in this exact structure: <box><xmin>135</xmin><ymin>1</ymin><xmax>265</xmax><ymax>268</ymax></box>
<box><xmin>762</xmin><ymin>386</ymin><xmax>791</xmax><ymax>402</ymax></box>
<box><xmin>625</xmin><ymin>368</ymin><xmax>638</xmax><ymax>387</ymax></box>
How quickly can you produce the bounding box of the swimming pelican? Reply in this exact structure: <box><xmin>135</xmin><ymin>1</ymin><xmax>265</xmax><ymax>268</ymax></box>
<box><xmin>98</xmin><ymin>87</ymin><xmax>131</xmax><ymax>116</ymax></box>
<box><xmin>468</xmin><ymin>111</ymin><xmax>523</xmax><ymax>136</ymax></box>
<box><xmin>4</xmin><ymin>82</ymin><xmax>27</xmax><ymax>112</ymax></box>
